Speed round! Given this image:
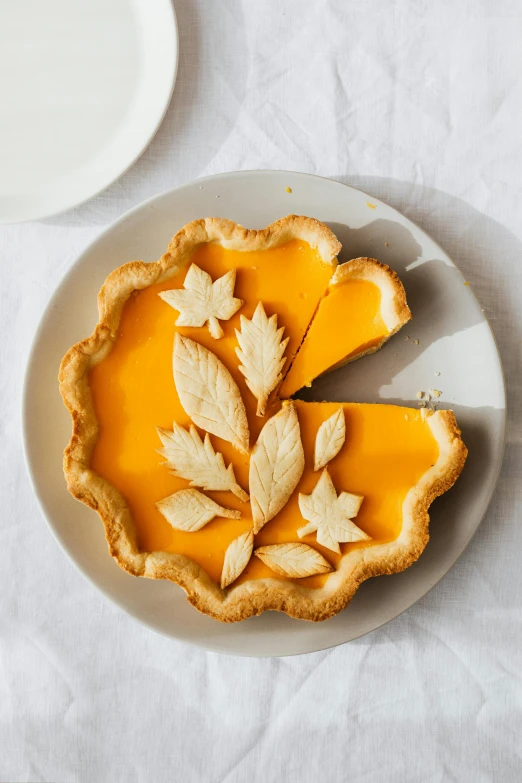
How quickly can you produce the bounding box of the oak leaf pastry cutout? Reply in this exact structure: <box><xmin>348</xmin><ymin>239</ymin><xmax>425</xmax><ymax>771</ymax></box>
<box><xmin>159</xmin><ymin>264</ymin><xmax>242</xmax><ymax>339</ymax></box>
<box><xmin>255</xmin><ymin>543</ymin><xmax>333</xmax><ymax>578</ymax></box>
<box><xmin>220</xmin><ymin>530</ymin><xmax>254</xmax><ymax>589</ymax></box>
<box><xmin>314</xmin><ymin>407</ymin><xmax>346</xmax><ymax>471</ymax></box>
<box><xmin>156</xmin><ymin>488</ymin><xmax>241</xmax><ymax>532</ymax></box>
<box><xmin>157</xmin><ymin>422</ymin><xmax>249</xmax><ymax>501</ymax></box>
<box><xmin>249</xmin><ymin>402</ymin><xmax>305</xmax><ymax>533</ymax></box>
<box><xmin>298</xmin><ymin>468</ymin><xmax>369</xmax><ymax>554</ymax></box>
<box><xmin>173</xmin><ymin>334</ymin><xmax>250</xmax><ymax>454</ymax></box>
<box><xmin>235</xmin><ymin>302</ymin><xmax>289</xmax><ymax>417</ymax></box>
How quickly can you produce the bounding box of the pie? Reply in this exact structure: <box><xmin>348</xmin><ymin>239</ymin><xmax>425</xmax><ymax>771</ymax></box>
<box><xmin>59</xmin><ymin>215</ymin><xmax>467</xmax><ymax>623</ymax></box>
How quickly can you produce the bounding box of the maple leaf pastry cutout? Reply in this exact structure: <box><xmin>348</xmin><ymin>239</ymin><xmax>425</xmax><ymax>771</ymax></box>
<box><xmin>159</xmin><ymin>263</ymin><xmax>243</xmax><ymax>338</ymax></box>
<box><xmin>297</xmin><ymin>468</ymin><xmax>370</xmax><ymax>554</ymax></box>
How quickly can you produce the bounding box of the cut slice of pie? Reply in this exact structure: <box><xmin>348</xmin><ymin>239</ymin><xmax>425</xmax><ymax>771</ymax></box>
<box><xmin>59</xmin><ymin>215</ymin><xmax>467</xmax><ymax>623</ymax></box>
<box><xmin>280</xmin><ymin>257</ymin><xmax>411</xmax><ymax>398</ymax></box>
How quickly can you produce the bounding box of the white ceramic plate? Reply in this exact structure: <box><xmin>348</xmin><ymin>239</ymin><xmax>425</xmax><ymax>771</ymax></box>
<box><xmin>23</xmin><ymin>171</ymin><xmax>506</xmax><ymax>657</ymax></box>
<box><xmin>0</xmin><ymin>0</ymin><xmax>177</xmax><ymax>223</ymax></box>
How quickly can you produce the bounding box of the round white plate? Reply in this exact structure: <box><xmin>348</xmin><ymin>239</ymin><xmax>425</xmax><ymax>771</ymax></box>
<box><xmin>0</xmin><ymin>0</ymin><xmax>177</xmax><ymax>223</ymax></box>
<box><xmin>23</xmin><ymin>171</ymin><xmax>506</xmax><ymax>657</ymax></box>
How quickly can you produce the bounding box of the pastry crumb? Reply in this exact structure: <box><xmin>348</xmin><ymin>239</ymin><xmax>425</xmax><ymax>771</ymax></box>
<box><xmin>405</xmin><ymin>335</ymin><xmax>410</xmax><ymax>341</ymax></box>
<box><xmin>413</xmin><ymin>339</ymin><xmax>419</xmax><ymax>345</ymax></box>
<box><xmin>286</xmin><ymin>187</ymin><xmax>292</xmax><ymax>193</ymax></box>
<box><xmin>464</xmin><ymin>281</ymin><xmax>470</xmax><ymax>286</ymax></box>
<box><xmin>416</xmin><ymin>391</ymin><xmax>425</xmax><ymax>399</ymax></box>
<box><xmin>429</xmin><ymin>389</ymin><xmax>442</xmax><ymax>398</ymax></box>
<box><xmin>366</xmin><ymin>201</ymin><xmax>377</xmax><ymax>209</ymax></box>
<box><xmin>435</xmin><ymin>371</ymin><xmax>441</xmax><ymax>377</ymax></box>
<box><xmin>419</xmin><ymin>400</ymin><xmax>427</xmax><ymax>408</ymax></box>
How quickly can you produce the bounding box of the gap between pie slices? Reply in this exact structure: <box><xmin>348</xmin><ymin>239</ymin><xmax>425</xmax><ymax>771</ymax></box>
<box><xmin>59</xmin><ymin>215</ymin><xmax>467</xmax><ymax>623</ymax></box>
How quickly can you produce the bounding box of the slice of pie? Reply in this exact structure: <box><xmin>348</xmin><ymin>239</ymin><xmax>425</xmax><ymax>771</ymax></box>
<box><xmin>280</xmin><ymin>257</ymin><xmax>412</xmax><ymax>397</ymax></box>
<box><xmin>59</xmin><ymin>215</ymin><xmax>467</xmax><ymax>623</ymax></box>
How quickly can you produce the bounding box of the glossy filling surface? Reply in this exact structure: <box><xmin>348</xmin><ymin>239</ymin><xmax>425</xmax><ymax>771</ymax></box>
<box><xmin>89</xmin><ymin>241</ymin><xmax>438</xmax><ymax>588</ymax></box>
<box><xmin>280</xmin><ymin>278</ymin><xmax>389</xmax><ymax>398</ymax></box>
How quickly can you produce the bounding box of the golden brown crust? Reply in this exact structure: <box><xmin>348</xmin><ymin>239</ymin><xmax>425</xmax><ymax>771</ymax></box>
<box><xmin>59</xmin><ymin>218</ymin><xmax>467</xmax><ymax>623</ymax></box>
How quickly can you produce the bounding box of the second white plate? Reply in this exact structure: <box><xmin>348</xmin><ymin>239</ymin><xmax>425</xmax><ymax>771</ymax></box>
<box><xmin>23</xmin><ymin>171</ymin><xmax>505</xmax><ymax>656</ymax></box>
<box><xmin>0</xmin><ymin>0</ymin><xmax>178</xmax><ymax>223</ymax></box>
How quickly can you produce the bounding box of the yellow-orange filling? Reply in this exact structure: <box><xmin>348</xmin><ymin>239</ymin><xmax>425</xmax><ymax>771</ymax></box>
<box><xmin>89</xmin><ymin>240</ymin><xmax>438</xmax><ymax>589</ymax></box>
<box><xmin>280</xmin><ymin>278</ymin><xmax>388</xmax><ymax>398</ymax></box>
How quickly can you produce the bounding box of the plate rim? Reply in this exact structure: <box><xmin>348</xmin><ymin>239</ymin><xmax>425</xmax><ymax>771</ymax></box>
<box><xmin>22</xmin><ymin>170</ymin><xmax>507</xmax><ymax>656</ymax></box>
<box><xmin>0</xmin><ymin>0</ymin><xmax>179</xmax><ymax>225</ymax></box>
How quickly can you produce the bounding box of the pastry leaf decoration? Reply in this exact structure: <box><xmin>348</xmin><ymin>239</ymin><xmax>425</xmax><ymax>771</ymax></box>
<box><xmin>221</xmin><ymin>530</ymin><xmax>254</xmax><ymax>589</ymax></box>
<box><xmin>249</xmin><ymin>402</ymin><xmax>305</xmax><ymax>533</ymax></box>
<box><xmin>156</xmin><ymin>488</ymin><xmax>241</xmax><ymax>532</ymax></box>
<box><xmin>314</xmin><ymin>407</ymin><xmax>346</xmax><ymax>471</ymax></box>
<box><xmin>157</xmin><ymin>423</ymin><xmax>248</xmax><ymax>501</ymax></box>
<box><xmin>254</xmin><ymin>543</ymin><xmax>332</xmax><ymax>578</ymax></box>
<box><xmin>174</xmin><ymin>334</ymin><xmax>250</xmax><ymax>454</ymax></box>
<box><xmin>235</xmin><ymin>302</ymin><xmax>289</xmax><ymax>416</ymax></box>
<box><xmin>159</xmin><ymin>264</ymin><xmax>243</xmax><ymax>339</ymax></box>
<box><xmin>156</xmin><ymin>290</ymin><xmax>360</xmax><ymax>587</ymax></box>
<box><xmin>298</xmin><ymin>468</ymin><xmax>369</xmax><ymax>553</ymax></box>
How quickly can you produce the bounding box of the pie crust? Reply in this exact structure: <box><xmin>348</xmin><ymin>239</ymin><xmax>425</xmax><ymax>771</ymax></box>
<box><xmin>59</xmin><ymin>215</ymin><xmax>467</xmax><ymax>623</ymax></box>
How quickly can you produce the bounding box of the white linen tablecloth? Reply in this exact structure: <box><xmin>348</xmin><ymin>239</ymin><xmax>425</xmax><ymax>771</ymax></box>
<box><xmin>1</xmin><ymin>1</ymin><xmax>521</xmax><ymax>780</ymax></box>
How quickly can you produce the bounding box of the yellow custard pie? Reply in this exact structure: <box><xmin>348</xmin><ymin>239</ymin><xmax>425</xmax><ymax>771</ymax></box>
<box><xmin>59</xmin><ymin>216</ymin><xmax>467</xmax><ymax>622</ymax></box>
